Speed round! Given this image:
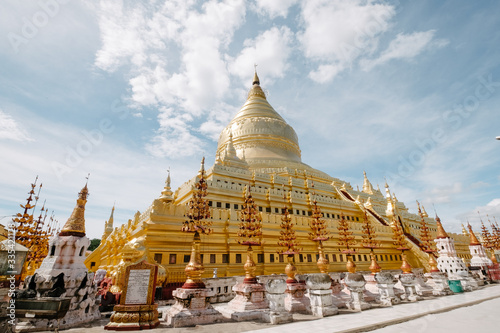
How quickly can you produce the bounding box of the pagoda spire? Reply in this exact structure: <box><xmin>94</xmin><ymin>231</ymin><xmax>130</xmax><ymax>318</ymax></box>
<box><xmin>102</xmin><ymin>205</ymin><xmax>115</xmax><ymax>240</ymax></box>
<box><xmin>461</xmin><ymin>223</ymin><xmax>469</xmax><ymax>236</ymax></box>
<box><xmin>160</xmin><ymin>169</ymin><xmax>174</xmax><ymax>202</ymax></box>
<box><xmin>247</xmin><ymin>66</ymin><xmax>266</xmax><ymax>99</ymax></box>
<box><xmin>434</xmin><ymin>214</ymin><xmax>449</xmax><ymax>239</ymax></box>
<box><xmin>362</xmin><ymin>171</ymin><xmax>374</xmax><ymax>195</ymax></box>
<box><xmin>252</xmin><ymin>64</ymin><xmax>260</xmax><ymax>85</ymax></box>
<box><xmin>60</xmin><ymin>183</ymin><xmax>89</xmax><ymax>237</ymax></box>
<box><xmin>467</xmin><ymin>223</ymin><xmax>481</xmax><ymax>246</ymax></box>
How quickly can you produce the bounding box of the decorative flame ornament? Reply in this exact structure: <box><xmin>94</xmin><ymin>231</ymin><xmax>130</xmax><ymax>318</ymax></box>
<box><xmin>181</xmin><ymin>157</ymin><xmax>213</xmax><ymax>289</ymax></box>
<box><xmin>237</xmin><ymin>185</ymin><xmax>263</xmax><ymax>284</ymax></box>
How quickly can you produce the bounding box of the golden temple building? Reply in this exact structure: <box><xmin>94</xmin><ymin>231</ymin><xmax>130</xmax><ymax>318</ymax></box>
<box><xmin>85</xmin><ymin>72</ymin><xmax>473</xmax><ymax>290</ymax></box>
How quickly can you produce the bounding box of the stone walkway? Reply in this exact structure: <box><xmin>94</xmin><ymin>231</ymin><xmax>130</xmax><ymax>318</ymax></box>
<box><xmin>28</xmin><ymin>284</ymin><xmax>500</xmax><ymax>333</ymax></box>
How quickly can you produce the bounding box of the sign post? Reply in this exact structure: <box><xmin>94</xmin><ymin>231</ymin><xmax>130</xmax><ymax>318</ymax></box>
<box><xmin>105</xmin><ymin>260</ymin><xmax>160</xmax><ymax>330</ymax></box>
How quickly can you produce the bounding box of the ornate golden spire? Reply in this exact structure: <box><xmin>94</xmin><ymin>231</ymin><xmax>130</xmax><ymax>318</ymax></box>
<box><xmin>252</xmin><ymin>66</ymin><xmax>260</xmax><ymax>85</ymax></box>
<box><xmin>435</xmin><ymin>215</ymin><xmax>449</xmax><ymax>239</ymax></box>
<box><xmin>60</xmin><ymin>184</ymin><xmax>88</xmax><ymax>237</ymax></box>
<box><xmin>461</xmin><ymin>223</ymin><xmax>469</xmax><ymax>236</ymax></box>
<box><xmin>102</xmin><ymin>205</ymin><xmax>115</xmax><ymax>240</ymax></box>
<box><xmin>362</xmin><ymin>171</ymin><xmax>374</xmax><ymax>194</ymax></box>
<box><xmin>247</xmin><ymin>67</ymin><xmax>266</xmax><ymax>99</ymax></box>
<box><xmin>467</xmin><ymin>223</ymin><xmax>481</xmax><ymax>246</ymax></box>
<box><xmin>159</xmin><ymin>169</ymin><xmax>174</xmax><ymax>202</ymax></box>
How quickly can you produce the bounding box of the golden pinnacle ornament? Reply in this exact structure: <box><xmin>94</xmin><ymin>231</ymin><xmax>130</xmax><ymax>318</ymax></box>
<box><xmin>417</xmin><ymin>201</ymin><xmax>439</xmax><ymax>273</ymax></box>
<box><xmin>478</xmin><ymin>212</ymin><xmax>498</xmax><ymax>264</ymax></box>
<box><xmin>181</xmin><ymin>157</ymin><xmax>213</xmax><ymax>289</ymax></box>
<box><xmin>308</xmin><ymin>182</ymin><xmax>330</xmax><ymax>274</ymax></box>
<box><xmin>277</xmin><ymin>188</ymin><xmax>302</xmax><ymax>283</ymax></box>
<box><xmin>237</xmin><ymin>185</ymin><xmax>263</xmax><ymax>284</ymax></box>
<box><xmin>338</xmin><ymin>212</ymin><xmax>356</xmax><ymax>273</ymax></box>
<box><xmin>360</xmin><ymin>208</ymin><xmax>381</xmax><ymax>274</ymax></box>
<box><xmin>391</xmin><ymin>214</ymin><xmax>412</xmax><ymax>274</ymax></box>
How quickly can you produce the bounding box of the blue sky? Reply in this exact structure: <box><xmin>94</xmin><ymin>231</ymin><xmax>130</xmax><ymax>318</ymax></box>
<box><xmin>1</xmin><ymin>0</ymin><xmax>499</xmax><ymax>240</ymax></box>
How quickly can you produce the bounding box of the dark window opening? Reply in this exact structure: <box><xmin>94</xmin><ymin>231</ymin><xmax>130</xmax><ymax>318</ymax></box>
<box><xmin>222</xmin><ymin>253</ymin><xmax>229</xmax><ymax>264</ymax></box>
<box><xmin>154</xmin><ymin>253</ymin><xmax>163</xmax><ymax>264</ymax></box>
<box><xmin>216</xmin><ymin>202</ymin><xmax>222</xmax><ymax>208</ymax></box>
<box><xmin>266</xmin><ymin>207</ymin><xmax>271</xmax><ymax>213</ymax></box>
<box><xmin>270</xmin><ymin>254</ymin><xmax>275</xmax><ymax>263</ymax></box>
<box><xmin>184</xmin><ymin>255</ymin><xmax>190</xmax><ymax>263</ymax></box>
<box><xmin>257</xmin><ymin>253</ymin><xmax>264</xmax><ymax>263</ymax></box>
<box><xmin>50</xmin><ymin>245</ymin><xmax>56</xmax><ymax>256</ymax></box>
<box><xmin>208</xmin><ymin>201</ymin><xmax>213</xmax><ymax>207</ymax></box>
<box><xmin>225</xmin><ymin>203</ymin><xmax>230</xmax><ymax>209</ymax></box>
<box><xmin>307</xmin><ymin>254</ymin><xmax>312</xmax><ymax>262</ymax></box>
<box><xmin>236</xmin><ymin>254</ymin><xmax>242</xmax><ymax>263</ymax></box>
<box><xmin>210</xmin><ymin>254</ymin><xmax>216</xmax><ymax>263</ymax></box>
<box><xmin>234</xmin><ymin>204</ymin><xmax>238</xmax><ymax>209</ymax></box>
<box><xmin>299</xmin><ymin>254</ymin><xmax>304</xmax><ymax>262</ymax></box>
<box><xmin>279</xmin><ymin>254</ymin><xmax>284</xmax><ymax>262</ymax></box>
<box><xmin>169</xmin><ymin>254</ymin><xmax>176</xmax><ymax>264</ymax></box>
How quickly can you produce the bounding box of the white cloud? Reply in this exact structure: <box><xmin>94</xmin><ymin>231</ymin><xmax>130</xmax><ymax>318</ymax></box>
<box><xmin>298</xmin><ymin>0</ymin><xmax>395</xmax><ymax>83</ymax></box>
<box><xmin>229</xmin><ymin>26</ymin><xmax>293</xmax><ymax>85</ymax></box>
<box><xmin>0</xmin><ymin>109</ymin><xmax>33</xmax><ymax>141</ymax></box>
<box><xmin>253</xmin><ymin>0</ymin><xmax>298</xmax><ymax>18</ymax></box>
<box><xmin>93</xmin><ymin>0</ymin><xmax>246</xmax><ymax>157</ymax></box>
<box><xmin>361</xmin><ymin>30</ymin><xmax>449</xmax><ymax>70</ymax></box>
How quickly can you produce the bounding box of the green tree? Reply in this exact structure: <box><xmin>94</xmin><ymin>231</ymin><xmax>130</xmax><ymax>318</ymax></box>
<box><xmin>88</xmin><ymin>238</ymin><xmax>101</xmax><ymax>251</ymax></box>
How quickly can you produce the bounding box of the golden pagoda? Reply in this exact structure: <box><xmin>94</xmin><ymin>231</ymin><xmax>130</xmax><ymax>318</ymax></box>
<box><xmin>85</xmin><ymin>71</ymin><xmax>474</xmax><ymax>291</ymax></box>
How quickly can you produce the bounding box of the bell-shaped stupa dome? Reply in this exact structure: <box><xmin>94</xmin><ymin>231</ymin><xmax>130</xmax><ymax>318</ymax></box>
<box><xmin>217</xmin><ymin>71</ymin><xmax>310</xmax><ymax>171</ymax></box>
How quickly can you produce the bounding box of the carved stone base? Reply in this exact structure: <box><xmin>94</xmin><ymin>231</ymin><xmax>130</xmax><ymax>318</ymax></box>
<box><xmin>424</xmin><ymin>272</ymin><xmax>453</xmax><ymax>296</ymax></box>
<box><xmin>105</xmin><ymin>304</ymin><xmax>159</xmax><ymax>331</ymax></box>
<box><xmin>362</xmin><ymin>274</ymin><xmax>381</xmax><ymax>303</ymax></box>
<box><xmin>398</xmin><ymin>273</ymin><xmax>422</xmax><ymax>302</ymax></box>
<box><xmin>375</xmin><ymin>272</ymin><xmax>400</xmax><ymax>307</ymax></box>
<box><xmin>262</xmin><ymin>279</ymin><xmax>293</xmax><ymax>325</ymax></box>
<box><xmin>164</xmin><ymin>288</ymin><xmax>226</xmax><ymax>327</ymax></box>
<box><xmin>344</xmin><ymin>273</ymin><xmax>371</xmax><ymax>311</ymax></box>
<box><xmin>218</xmin><ymin>282</ymin><xmax>269</xmax><ymax>321</ymax></box>
<box><xmin>284</xmin><ymin>282</ymin><xmax>311</xmax><ymax>314</ymax></box>
<box><xmin>306</xmin><ymin>274</ymin><xmax>338</xmax><ymax>317</ymax></box>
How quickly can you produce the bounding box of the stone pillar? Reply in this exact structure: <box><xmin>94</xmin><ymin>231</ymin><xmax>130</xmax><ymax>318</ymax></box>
<box><xmin>284</xmin><ymin>281</ymin><xmax>311</xmax><ymax>314</ymax></box>
<box><xmin>424</xmin><ymin>272</ymin><xmax>453</xmax><ymax>296</ymax></box>
<box><xmin>398</xmin><ymin>273</ymin><xmax>421</xmax><ymax>302</ymax></box>
<box><xmin>375</xmin><ymin>272</ymin><xmax>400</xmax><ymax>307</ymax></box>
<box><xmin>263</xmin><ymin>279</ymin><xmax>293</xmax><ymax>325</ymax></box>
<box><xmin>305</xmin><ymin>273</ymin><xmax>338</xmax><ymax>317</ymax></box>
<box><xmin>344</xmin><ymin>273</ymin><xmax>371</xmax><ymax>311</ymax></box>
<box><xmin>165</xmin><ymin>288</ymin><xmax>226</xmax><ymax>327</ymax></box>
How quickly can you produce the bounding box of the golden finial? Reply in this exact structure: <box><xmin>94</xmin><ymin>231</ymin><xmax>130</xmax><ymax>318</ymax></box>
<box><xmin>461</xmin><ymin>223</ymin><xmax>469</xmax><ymax>236</ymax></box>
<box><xmin>253</xmin><ymin>64</ymin><xmax>260</xmax><ymax>85</ymax></box>
<box><xmin>59</xmin><ymin>182</ymin><xmax>89</xmax><ymax>237</ymax></box>
<box><xmin>467</xmin><ymin>223</ymin><xmax>481</xmax><ymax>246</ymax></box>
<box><xmin>434</xmin><ymin>214</ymin><xmax>449</xmax><ymax>239</ymax></box>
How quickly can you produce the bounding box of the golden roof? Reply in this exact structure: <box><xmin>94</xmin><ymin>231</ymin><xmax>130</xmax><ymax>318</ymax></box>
<box><xmin>59</xmin><ymin>184</ymin><xmax>88</xmax><ymax>237</ymax></box>
<box><xmin>435</xmin><ymin>216</ymin><xmax>449</xmax><ymax>239</ymax></box>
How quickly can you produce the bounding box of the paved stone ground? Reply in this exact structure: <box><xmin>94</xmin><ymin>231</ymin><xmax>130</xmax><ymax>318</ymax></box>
<box><xmin>12</xmin><ymin>284</ymin><xmax>500</xmax><ymax>333</ymax></box>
